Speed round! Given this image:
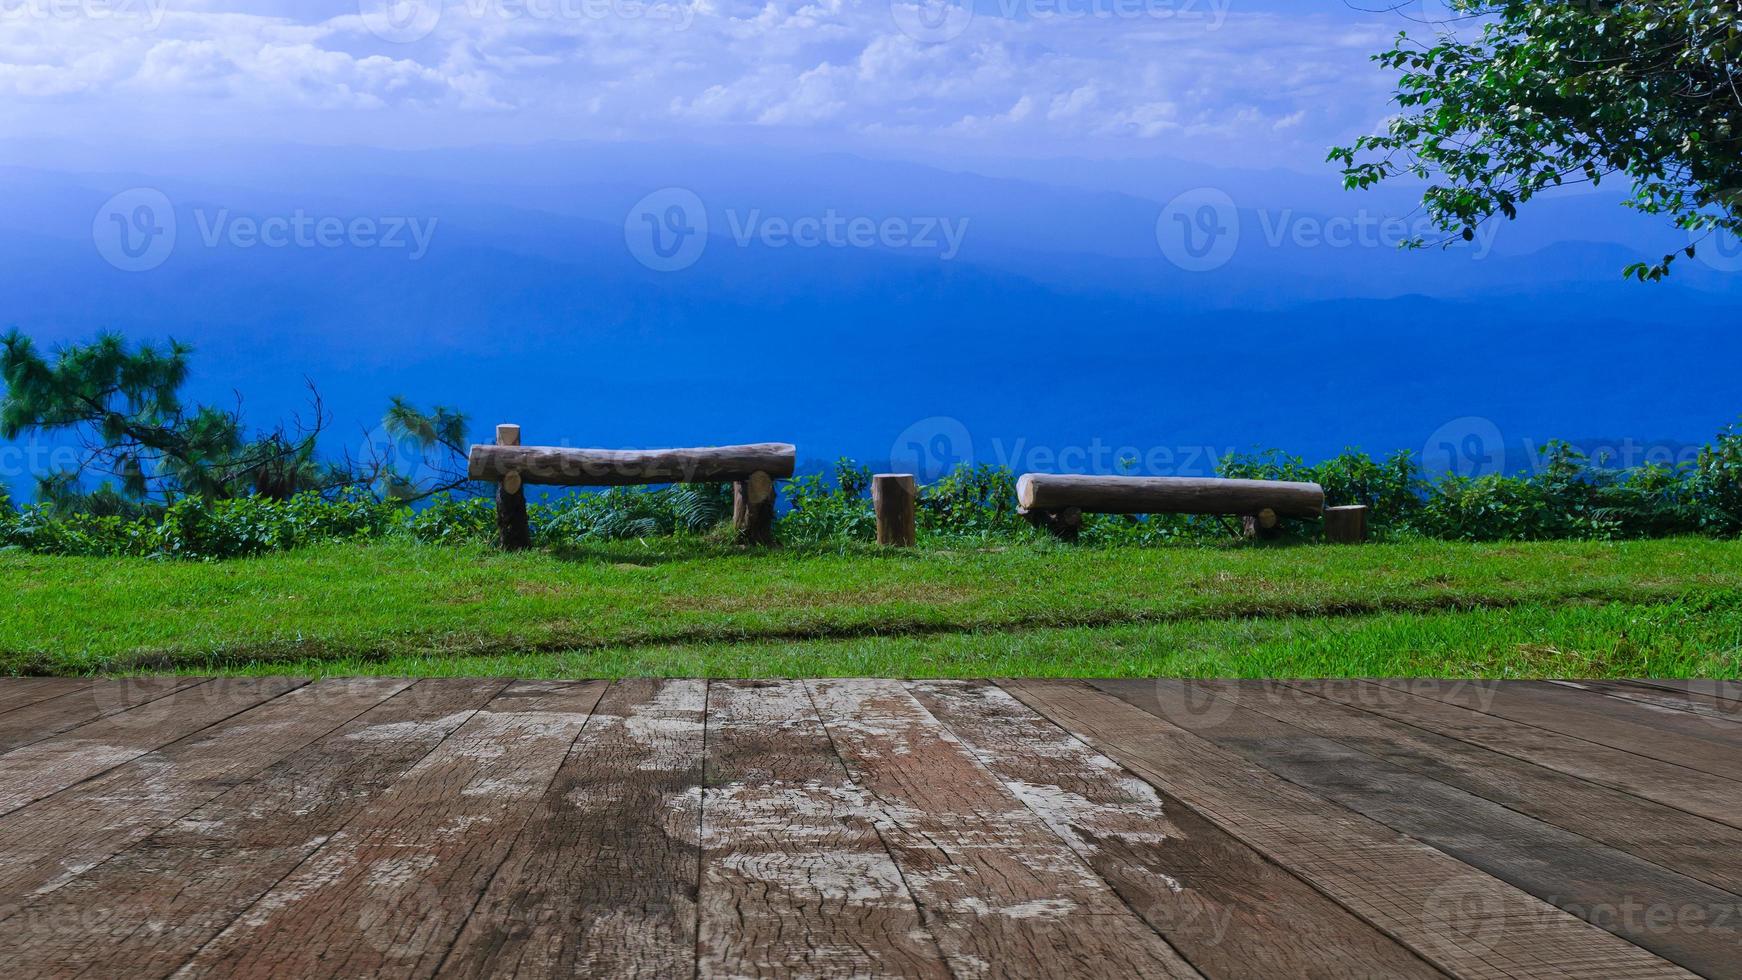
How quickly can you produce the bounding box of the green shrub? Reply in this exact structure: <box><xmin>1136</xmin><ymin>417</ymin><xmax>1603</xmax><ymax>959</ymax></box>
<box><xmin>537</xmin><ymin>483</ymin><xmax>731</xmax><ymax>545</ymax></box>
<box><xmin>3</xmin><ymin>419</ymin><xmax>1740</xmax><ymax>559</ymax></box>
<box><xmin>779</xmin><ymin>459</ymin><xmax>876</xmax><ymax>546</ymax></box>
<box><xmin>919</xmin><ymin>463</ymin><xmax>1026</xmax><ymax>539</ymax></box>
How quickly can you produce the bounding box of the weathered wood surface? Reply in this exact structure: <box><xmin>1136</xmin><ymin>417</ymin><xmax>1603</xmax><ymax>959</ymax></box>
<box><xmin>1016</xmin><ymin>474</ymin><xmax>1325</xmax><ymax>518</ymax></box>
<box><xmin>1243</xmin><ymin>680</ymin><xmax>1742</xmax><ymax>896</ymax></box>
<box><xmin>468</xmin><ymin>443</ymin><xmax>797</xmax><ymax>487</ymax></box>
<box><xmin>1100</xmin><ymin>679</ymin><xmax>1742</xmax><ymax>978</ymax></box>
<box><xmin>1004</xmin><ymin>680</ymin><xmax>1694</xmax><ymax>979</ymax></box>
<box><xmin>172</xmin><ymin>680</ymin><xmax>606</xmax><ymax>979</ymax></box>
<box><xmin>0</xmin><ymin>678</ymin><xmax>304</xmax><ymax>819</ymax></box>
<box><xmin>699</xmin><ymin>680</ymin><xmax>947</xmax><ymax>978</ymax></box>
<box><xmin>908</xmin><ymin>680</ymin><xmax>1442</xmax><ymax>979</ymax></box>
<box><xmin>0</xmin><ymin>676</ymin><xmax>203</xmax><ymax>755</ymax></box>
<box><xmin>1303</xmin><ymin>679</ymin><xmax>1742</xmax><ymax>832</ymax></box>
<box><xmin>0</xmin><ymin>676</ymin><xmax>1731</xmax><ymax>979</ymax></box>
<box><xmin>0</xmin><ymin>678</ymin><xmax>94</xmax><ymax>717</ymax></box>
<box><xmin>443</xmin><ymin>679</ymin><xmax>706</xmax><ymax>978</ymax></box>
<box><xmin>0</xmin><ymin>679</ymin><xmax>507</xmax><ymax>979</ymax></box>
<box><xmin>808</xmin><ymin>679</ymin><xmax>1204</xmax><ymax>979</ymax></box>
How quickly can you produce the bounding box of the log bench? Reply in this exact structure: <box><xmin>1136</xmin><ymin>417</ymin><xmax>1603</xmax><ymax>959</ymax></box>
<box><xmin>1015</xmin><ymin>474</ymin><xmax>1327</xmax><ymax>542</ymax></box>
<box><xmin>467</xmin><ymin>425</ymin><xmax>797</xmax><ymax>548</ymax></box>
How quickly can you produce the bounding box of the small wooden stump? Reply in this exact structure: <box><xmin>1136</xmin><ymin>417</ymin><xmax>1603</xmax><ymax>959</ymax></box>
<box><xmin>1242</xmin><ymin>507</ymin><xmax>1281</xmax><ymax>541</ymax></box>
<box><xmin>873</xmin><ymin>474</ymin><xmax>917</xmax><ymax>548</ymax></box>
<box><xmin>733</xmin><ymin>471</ymin><xmax>776</xmax><ymax>547</ymax></box>
<box><xmin>1024</xmin><ymin>506</ymin><xmax>1083</xmax><ymax>543</ymax></box>
<box><xmin>495</xmin><ymin>424</ymin><xmax>532</xmax><ymax>551</ymax></box>
<box><xmin>1325</xmin><ymin>504</ymin><xmax>1370</xmax><ymax>544</ymax></box>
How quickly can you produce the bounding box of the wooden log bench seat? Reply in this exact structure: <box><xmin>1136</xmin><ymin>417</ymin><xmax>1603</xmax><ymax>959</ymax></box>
<box><xmin>1015</xmin><ymin>474</ymin><xmax>1328</xmax><ymax>542</ymax></box>
<box><xmin>467</xmin><ymin>426</ymin><xmax>796</xmax><ymax>548</ymax></box>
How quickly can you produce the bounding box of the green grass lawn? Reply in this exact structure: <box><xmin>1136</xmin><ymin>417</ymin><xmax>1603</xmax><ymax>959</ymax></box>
<box><xmin>3</xmin><ymin>537</ymin><xmax>1738</xmax><ymax>678</ymax></box>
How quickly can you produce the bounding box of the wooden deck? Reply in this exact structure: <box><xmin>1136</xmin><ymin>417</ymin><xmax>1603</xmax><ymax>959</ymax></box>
<box><xmin>0</xmin><ymin>678</ymin><xmax>1736</xmax><ymax>978</ymax></box>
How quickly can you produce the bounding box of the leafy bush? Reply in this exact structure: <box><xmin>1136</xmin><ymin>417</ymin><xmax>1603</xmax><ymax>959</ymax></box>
<box><xmin>779</xmin><ymin>459</ymin><xmax>876</xmax><ymax>546</ymax></box>
<box><xmin>536</xmin><ymin>484</ymin><xmax>731</xmax><ymax>545</ymax></box>
<box><xmin>919</xmin><ymin>463</ymin><xmax>1026</xmax><ymax>539</ymax></box>
<box><xmin>4</xmin><ymin>420</ymin><xmax>1742</xmax><ymax>559</ymax></box>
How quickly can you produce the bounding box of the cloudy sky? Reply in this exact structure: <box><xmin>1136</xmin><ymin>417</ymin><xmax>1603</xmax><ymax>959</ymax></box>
<box><xmin>0</xmin><ymin>0</ymin><xmax>1452</xmax><ymax>171</ymax></box>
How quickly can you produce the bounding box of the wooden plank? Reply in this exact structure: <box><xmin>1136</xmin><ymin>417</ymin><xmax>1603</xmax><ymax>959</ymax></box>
<box><xmin>0</xmin><ymin>679</ymin><xmax>508</xmax><ymax>980</ymax></box>
<box><xmin>1625</xmin><ymin>679</ymin><xmax>1742</xmax><ymax>706</ymax></box>
<box><xmin>697</xmin><ymin>679</ymin><xmax>948</xmax><ymax>978</ymax></box>
<box><xmin>467</xmin><ymin>443</ymin><xmax>797</xmax><ymax>486</ymax></box>
<box><xmin>807</xmin><ymin>679</ymin><xmax>1203</xmax><ymax>980</ymax></box>
<box><xmin>1302</xmin><ymin>680</ymin><xmax>1742</xmax><ymax>833</ymax></box>
<box><xmin>1391</xmin><ymin>679</ymin><xmax>1742</xmax><ymax>782</ymax></box>
<box><xmin>1003</xmin><ymin>679</ymin><xmax>1694</xmax><ymax>980</ymax></box>
<box><xmin>0</xmin><ymin>677</ymin><xmax>306</xmax><ymax>819</ymax></box>
<box><xmin>1101</xmin><ymin>679</ymin><xmax>1742</xmax><ymax>979</ymax></box>
<box><xmin>440</xmin><ymin>678</ymin><xmax>707</xmax><ymax>978</ymax></box>
<box><xmin>1016</xmin><ymin>474</ymin><xmax>1325</xmax><ymax>518</ymax></box>
<box><xmin>0</xmin><ymin>677</ymin><xmax>414</xmax><ymax>910</ymax></box>
<box><xmin>0</xmin><ymin>678</ymin><xmax>95</xmax><ymax>717</ymax></box>
<box><xmin>172</xmin><ymin>680</ymin><xmax>606</xmax><ymax>980</ymax></box>
<box><xmin>0</xmin><ymin>677</ymin><xmax>204</xmax><ymax>755</ymax></box>
<box><xmin>1546</xmin><ymin>679</ymin><xmax>1742</xmax><ymax>730</ymax></box>
<box><xmin>1231</xmin><ymin>681</ymin><xmax>1742</xmax><ymax>897</ymax></box>
<box><xmin>910</xmin><ymin>680</ymin><xmax>1443</xmax><ymax>980</ymax></box>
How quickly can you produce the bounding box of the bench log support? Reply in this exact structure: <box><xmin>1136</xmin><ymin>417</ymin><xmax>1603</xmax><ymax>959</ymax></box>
<box><xmin>1023</xmin><ymin>506</ymin><xmax>1083</xmax><ymax>543</ymax></box>
<box><xmin>1325</xmin><ymin>504</ymin><xmax>1370</xmax><ymax>544</ymax></box>
<box><xmin>495</xmin><ymin>424</ymin><xmax>532</xmax><ymax>551</ymax></box>
<box><xmin>873</xmin><ymin>474</ymin><xmax>917</xmax><ymax>547</ymax></box>
<box><xmin>733</xmin><ymin>471</ymin><xmax>776</xmax><ymax>547</ymax></box>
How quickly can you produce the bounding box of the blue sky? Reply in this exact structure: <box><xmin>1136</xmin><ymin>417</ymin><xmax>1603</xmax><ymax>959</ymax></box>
<box><xmin>0</xmin><ymin>0</ymin><xmax>1448</xmax><ymax>171</ymax></box>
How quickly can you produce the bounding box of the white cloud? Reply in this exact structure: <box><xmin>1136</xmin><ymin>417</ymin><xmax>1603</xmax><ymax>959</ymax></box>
<box><xmin>0</xmin><ymin>1</ymin><xmax>1409</xmax><ymax>166</ymax></box>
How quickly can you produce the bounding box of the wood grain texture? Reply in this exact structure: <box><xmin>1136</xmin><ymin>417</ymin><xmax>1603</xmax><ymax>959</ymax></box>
<box><xmin>1385</xmin><ymin>678</ymin><xmax>1742</xmax><ymax>783</ymax></box>
<box><xmin>699</xmin><ymin>680</ymin><xmax>947</xmax><ymax>978</ymax></box>
<box><xmin>808</xmin><ymin>678</ymin><xmax>1204</xmax><ymax>980</ymax></box>
<box><xmin>0</xmin><ymin>678</ymin><xmax>411</xmax><ymax>914</ymax></box>
<box><xmin>911</xmin><ymin>680</ymin><xmax>1443</xmax><ymax>980</ymax></box>
<box><xmin>0</xmin><ymin>677</ymin><xmax>204</xmax><ymax>756</ymax></box>
<box><xmin>0</xmin><ymin>678</ymin><xmax>304</xmax><ymax>819</ymax></box>
<box><xmin>0</xmin><ymin>679</ymin><xmax>95</xmax><ymax>718</ymax></box>
<box><xmin>1016</xmin><ymin>474</ymin><xmax>1324</xmax><ymax>518</ymax></box>
<box><xmin>441</xmin><ymin>679</ymin><xmax>707</xmax><ymax>979</ymax></box>
<box><xmin>172</xmin><ymin>680</ymin><xmax>606</xmax><ymax>980</ymax></box>
<box><xmin>1544</xmin><ymin>679</ymin><xmax>1742</xmax><ymax>730</ymax></box>
<box><xmin>1103</xmin><ymin>679</ymin><xmax>1742</xmax><ymax>978</ymax></box>
<box><xmin>0</xmin><ymin>679</ymin><xmax>506</xmax><ymax>980</ymax></box>
<box><xmin>1262</xmin><ymin>680</ymin><xmax>1742</xmax><ymax>896</ymax></box>
<box><xmin>1304</xmin><ymin>679</ymin><xmax>1742</xmax><ymax>833</ymax></box>
<box><xmin>468</xmin><ymin>443</ymin><xmax>796</xmax><ymax>486</ymax></box>
<box><xmin>1004</xmin><ymin>679</ymin><xmax>1694</xmax><ymax>980</ymax></box>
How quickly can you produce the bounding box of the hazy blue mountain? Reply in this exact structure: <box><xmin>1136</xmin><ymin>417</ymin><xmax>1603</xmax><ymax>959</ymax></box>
<box><xmin>1</xmin><ymin>142</ymin><xmax>1737</xmax><ymax>497</ymax></box>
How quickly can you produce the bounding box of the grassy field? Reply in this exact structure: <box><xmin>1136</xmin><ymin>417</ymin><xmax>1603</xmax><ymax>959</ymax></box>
<box><xmin>1</xmin><ymin>537</ymin><xmax>1737</xmax><ymax>678</ymax></box>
